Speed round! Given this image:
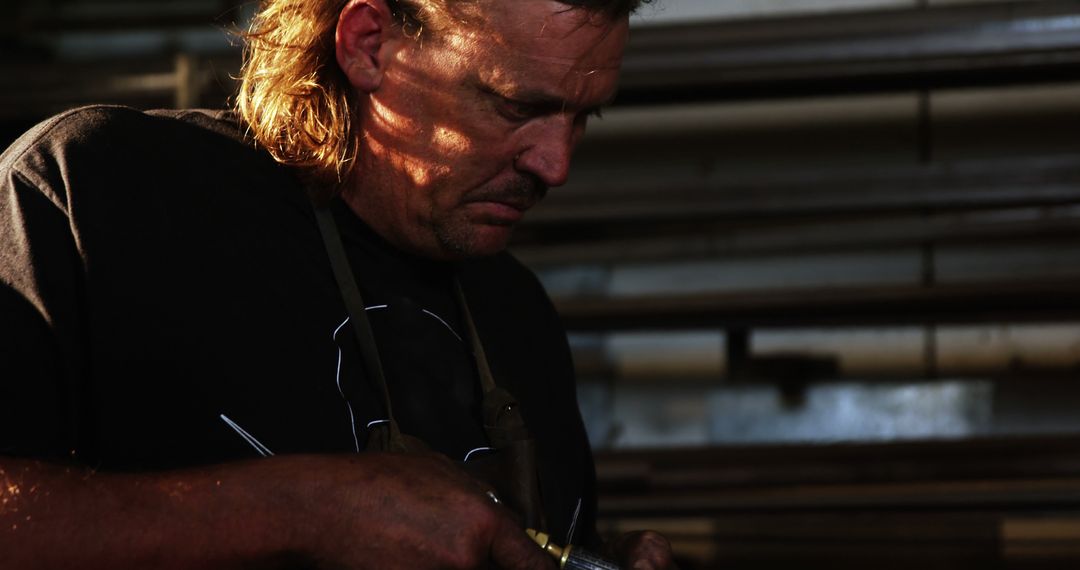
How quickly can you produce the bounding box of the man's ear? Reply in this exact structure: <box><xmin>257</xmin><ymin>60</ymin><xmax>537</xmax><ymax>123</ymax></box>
<box><xmin>336</xmin><ymin>0</ymin><xmax>398</xmax><ymax>92</ymax></box>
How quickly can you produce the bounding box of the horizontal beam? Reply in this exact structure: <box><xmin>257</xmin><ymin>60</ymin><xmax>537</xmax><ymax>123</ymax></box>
<box><xmin>526</xmin><ymin>156</ymin><xmax>1080</xmax><ymax>228</ymax></box>
<box><xmin>618</xmin><ymin>0</ymin><xmax>1080</xmax><ymax>104</ymax></box>
<box><xmin>554</xmin><ymin>279</ymin><xmax>1080</xmax><ymax>331</ymax></box>
<box><xmin>513</xmin><ymin>207</ymin><xmax>1080</xmax><ymax>266</ymax></box>
<box><xmin>600</xmin><ymin>477</ymin><xmax>1080</xmax><ymax>515</ymax></box>
<box><xmin>595</xmin><ymin>435</ymin><xmax>1080</xmax><ymax>515</ymax></box>
<box><xmin>597</xmin><ymin>435</ymin><xmax>1080</xmax><ymax>486</ymax></box>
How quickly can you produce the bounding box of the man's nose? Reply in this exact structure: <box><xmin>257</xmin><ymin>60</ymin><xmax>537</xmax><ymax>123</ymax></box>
<box><xmin>514</xmin><ymin>116</ymin><xmax>579</xmax><ymax>188</ymax></box>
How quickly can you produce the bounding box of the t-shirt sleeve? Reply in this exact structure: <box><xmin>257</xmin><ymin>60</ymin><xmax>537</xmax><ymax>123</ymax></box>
<box><xmin>0</xmin><ymin>122</ymin><xmax>87</xmax><ymax>459</ymax></box>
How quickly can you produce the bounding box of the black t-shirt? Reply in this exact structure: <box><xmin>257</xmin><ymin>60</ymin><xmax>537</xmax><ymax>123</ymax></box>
<box><xmin>0</xmin><ymin>106</ymin><xmax>597</xmax><ymax>545</ymax></box>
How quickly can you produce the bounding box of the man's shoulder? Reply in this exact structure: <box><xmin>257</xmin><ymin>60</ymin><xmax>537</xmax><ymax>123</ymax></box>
<box><xmin>4</xmin><ymin>105</ymin><xmax>245</xmax><ymax>169</ymax></box>
<box><xmin>1</xmin><ymin>105</ymin><xmax>270</xmax><ymax>207</ymax></box>
<box><xmin>145</xmin><ymin>108</ymin><xmax>250</xmax><ymax>143</ymax></box>
<box><xmin>4</xmin><ymin>105</ymin><xmax>242</xmax><ymax>161</ymax></box>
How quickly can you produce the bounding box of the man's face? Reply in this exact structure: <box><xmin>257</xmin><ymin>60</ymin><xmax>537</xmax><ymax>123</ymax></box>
<box><xmin>347</xmin><ymin>0</ymin><xmax>629</xmax><ymax>259</ymax></box>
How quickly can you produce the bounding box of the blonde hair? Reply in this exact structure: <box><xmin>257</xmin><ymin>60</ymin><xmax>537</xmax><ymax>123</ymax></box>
<box><xmin>236</xmin><ymin>0</ymin><xmax>356</xmax><ymax>188</ymax></box>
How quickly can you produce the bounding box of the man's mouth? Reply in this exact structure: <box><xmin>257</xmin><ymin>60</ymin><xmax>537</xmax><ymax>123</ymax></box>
<box><xmin>465</xmin><ymin>199</ymin><xmax>531</xmax><ymax>225</ymax></box>
<box><xmin>464</xmin><ymin>176</ymin><xmax>547</xmax><ymax>225</ymax></box>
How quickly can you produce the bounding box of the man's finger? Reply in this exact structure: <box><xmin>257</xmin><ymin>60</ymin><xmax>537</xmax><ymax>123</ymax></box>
<box><xmin>615</xmin><ymin>530</ymin><xmax>678</xmax><ymax>570</ymax></box>
<box><xmin>489</xmin><ymin>518</ymin><xmax>558</xmax><ymax>570</ymax></box>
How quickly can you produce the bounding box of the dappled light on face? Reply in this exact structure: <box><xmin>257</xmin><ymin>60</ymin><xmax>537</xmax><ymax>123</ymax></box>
<box><xmin>354</xmin><ymin>1</ymin><xmax>626</xmax><ymax>198</ymax></box>
<box><xmin>369</xmin><ymin>97</ymin><xmax>419</xmax><ymax>137</ymax></box>
<box><xmin>342</xmin><ymin>0</ymin><xmax>629</xmax><ymax>259</ymax></box>
<box><xmin>439</xmin><ymin>27</ymin><xmax>480</xmax><ymax>62</ymax></box>
<box><xmin>490</xmin><ymin>5</ymin><xmax>628</xmax><ymax>108</ymax></box>
<box><xmin>361</xmin><ymin>34</ymin><xmax>482</xmax><ymax>189</ymax></box>
<box><xmin>433</xmin><ymin>126</ymin><xmax>472</xmax><ymax>155</ymax></box>
<box><xmin>0</xmin><ymin>469</ymin><xmax>21</xmax><ymax>516</ymax></box>
<box><xmin>477</xmin><ymin>64</ymin><xmax>521</xmax><ymax>101</ymax></box>
<box><xmin>365</xmin><ymin>134</ymin><xmax>450</xmax><ymax>187</ymax></box>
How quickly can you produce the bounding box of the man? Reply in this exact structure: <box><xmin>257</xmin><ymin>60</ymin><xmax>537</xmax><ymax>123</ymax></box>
<box><xmin>0</xmin><ymin>0</ymin><xmax>674</xmax><ymax>568</ymax></box>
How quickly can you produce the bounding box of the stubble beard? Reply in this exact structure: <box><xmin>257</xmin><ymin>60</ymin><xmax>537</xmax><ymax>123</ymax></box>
<box><xmin>433</xmin><ymin>218</ymin><xmax>484</xmax><ymax>257</ymax></box>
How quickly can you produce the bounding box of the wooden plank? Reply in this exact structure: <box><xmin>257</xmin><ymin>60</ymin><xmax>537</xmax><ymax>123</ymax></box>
<box><xmin>616</xmin><ymin>0</ymin><xmax>1080</xmax><ymax>105</ymax></box>
<box><xmin>513</xmin><ymin>208</ymin><xmax>1080</xmax><ymax>266</ymax></box>
<box><xmin>526</xmin><ymin>157</ymin><xmax>1080</xmax><ymax>227</ymax></box>
<box><xmin>600</xmin><ymin>477</ymin><xmax>1080</xmax><ymax>515</ymax></box>
<box><xmin>554</xmin><ymin>279</ymin><xmax>1080</xmax><ymax>331</ymax></box>
<box><xmin>596</xmin><ymin>436</ymin><xmax>1080</xmax><ymax>490</ymax></box>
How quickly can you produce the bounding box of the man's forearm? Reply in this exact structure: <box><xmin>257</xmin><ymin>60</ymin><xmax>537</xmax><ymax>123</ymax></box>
<box><xmin>0</xmin><ymin>457</ymin><xmax>304</xmax><ymax>570</ymax></box>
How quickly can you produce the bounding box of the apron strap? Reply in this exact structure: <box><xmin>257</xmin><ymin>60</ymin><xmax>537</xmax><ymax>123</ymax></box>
<box><xmin>313</xmin><ymin>204</ymin><xmax>405</xmax><ymax>450</ymax></box>
<box><xmin>454</xmin><ymin>278</ymin><xmax>497</xmax><ymax>394</ymax></box>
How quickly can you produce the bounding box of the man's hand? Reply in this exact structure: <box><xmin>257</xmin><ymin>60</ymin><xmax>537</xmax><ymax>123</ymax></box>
<box><xmin>287</xmin><ymin>452</ymin><xmax>556</xmax><ymax>570</ymax></box>
<box><xmin>607</xmin><ymin>530</ymin><xmax>678</xmax><ymax>570</ymax></box>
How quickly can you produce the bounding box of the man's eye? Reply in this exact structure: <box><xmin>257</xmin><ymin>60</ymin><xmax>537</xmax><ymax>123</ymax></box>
<box><xmin>499</xmin><ymin>99</ymin><xmax>540</xmax><ymax>121</ymax></box>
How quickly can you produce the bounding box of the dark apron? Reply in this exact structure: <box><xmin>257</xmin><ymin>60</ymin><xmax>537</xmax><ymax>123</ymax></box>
<box><xmin>313</xmin><ymin>204</ymin><xmax>547</xmax><ymax>531</ymax></box>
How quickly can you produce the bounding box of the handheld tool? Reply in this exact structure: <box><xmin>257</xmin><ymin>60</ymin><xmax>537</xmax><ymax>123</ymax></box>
<box><xmin>526</xmin><ymin>528</ymin><xmax>622</xmax><ymax>570</ymax></box>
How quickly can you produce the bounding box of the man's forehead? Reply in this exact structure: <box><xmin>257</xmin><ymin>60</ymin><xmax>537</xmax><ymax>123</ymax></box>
<box><xmin>449</xmin><ymin>1</ymin><xmax>628</xmax><ymax>96</ymax></box>
<box><xmin>494</xmin><ymin>4</ymin><xmax>624</xmax><ymax>55</ymax></box>
<box><xmin>474</xmin><ymin>59</ymin><xmax>619</xmax><ymax>107</ymax></box>
<box><xmin>437</xmin><ymin>2</ymin><xmax>626</xmax><ymax>59</ymax></box>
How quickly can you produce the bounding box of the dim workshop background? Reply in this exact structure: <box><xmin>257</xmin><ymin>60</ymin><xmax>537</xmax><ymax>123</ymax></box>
<box><xmin>5</xmin><ymin>0</ymin><xmax>1080</xmax><ymax>567</ymax></box>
